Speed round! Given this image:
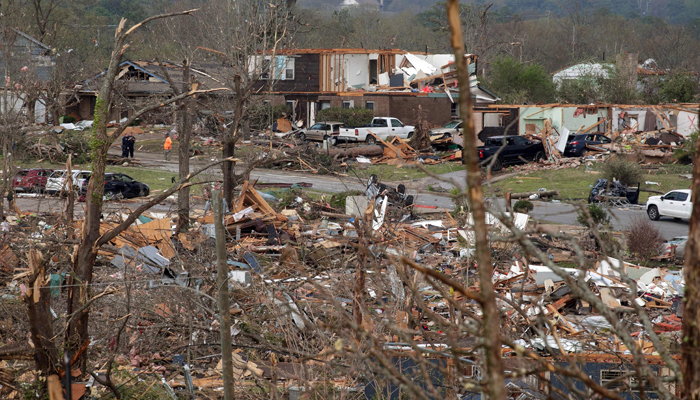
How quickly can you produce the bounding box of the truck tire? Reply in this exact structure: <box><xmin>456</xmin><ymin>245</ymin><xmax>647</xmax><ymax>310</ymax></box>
<box><xmin>534</xmin><ymin>151</ymin><xmax>545</xmax><ymax>161</ymax></box>
<box><xmin>299</xmin><ymin>133</ymin><xmax>306</xmax><ymax>141</ymax></box>
<box><xmin>330</xmin><ymin>136</ymin><xmax>338</xmax><ymax>146</ymax></box>
<box><xmin>407</xmin><ymin>131</ymin><xmax>414</xmax><ymax>139</ymax></box>
<box><xmin>366</xmin><ymin>136</ymin><xmax>377</xmax><ymax>145</ymax></box>
<box><xmin>647</xmin><ymin>205</ymin><xmax>660</xmax><ymax>221</ymax></box>
<box><xmin>491</xmin><ymin>157</ymin><xmax>503</xmax><ymax>172</ymax></box>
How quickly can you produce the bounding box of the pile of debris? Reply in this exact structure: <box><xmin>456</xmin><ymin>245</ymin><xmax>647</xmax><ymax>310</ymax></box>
<box><xmin>0</xmin><ymin>174</ymin><xmax>686</xmax><ymax>399</ymax></box>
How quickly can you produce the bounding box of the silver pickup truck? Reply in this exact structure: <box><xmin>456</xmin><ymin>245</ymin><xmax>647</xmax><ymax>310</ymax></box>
<box><xmin>336</xmin><ymin>117</ymin><xmax>414</xmax><ymax>145</ymax></box>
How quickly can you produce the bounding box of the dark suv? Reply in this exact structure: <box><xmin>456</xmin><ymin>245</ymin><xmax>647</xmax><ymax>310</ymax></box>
<box><xmin>81</xmin><ymin>173</ymin><xmax>150</xmax><ymax>199</ymax></box>
<box><xmin>476</xmin><ymin>136</ymin><xmax>545</xmax><ymax>171</ymax></box>
<box><xmin>564</xmin><ymin>133</ymin><xmax>611</xmax><ymax>157</ymax></box>
<box><xmin>12</xmin><ymin>169</ymin><xmax>54</xmax><ymax>193</ymax></box>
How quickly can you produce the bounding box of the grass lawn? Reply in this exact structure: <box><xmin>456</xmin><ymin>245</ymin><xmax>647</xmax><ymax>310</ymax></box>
<box><xmin>352</xmin><ymin>163</ymin><xmax>464</xmax><ymax>182</ymax></box>
<box><xmin>106</xmin><ymin>166</ymin><xmax>178</xmax><ymax>193</ymax></box>
<box><xmin>487</xmin><ymin>163</ymin><xmax>694</xmax><ymax>203</ymax></box>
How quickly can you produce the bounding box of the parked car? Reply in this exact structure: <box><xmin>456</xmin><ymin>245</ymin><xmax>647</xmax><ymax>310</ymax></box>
<box><xmin>12</xmin><ymin>168</ymin><xmax>54</xmax><ymax>193</ymax></box>
<box><xmin>647</xmin><ymin>189</ymin><xmax>693</xmax><ymax>221</ymax></box>
<box><xmin>564</xmin><ymin>133</ymin><xmax>612</xmax><ymax>157</ymax></box>
<box><xmin>337</xmin><ymin>117</ymin><xmax>414</xmax><ymax>145</ymax></box>
<box><xmin>476</xmin><ymin>136</ymin><xmax>545</xmax><ymax>171</ymax></box>
<box><xmin>81</xmin><ymin>173</ymin><xmax>150</xmax><ymax>199</ymax></box>
<box><xmin>662</xmin><ymin>236</ymin><xmax>688</xmax><ymax>262</ymax></box>
<box><xmin>46</xmin><ymin>170</ymin><xmax>91</xmax><ymax>195</ymax></box>
<box><xmin>430</xmin><ymin>120</ymin><xmax>464</xmax><ymax>148</ymax></box>
<box><xmin>299</xmin><ymin>121</ymin><xmax>345</xmax><ymax>144</ymax></box>
<box><xmin>587</xmin><ymin>179</ymin><xmax>640</xmax><ymax>204</ymax></box>
<box><xmin>430</xmin><ymin>120</ymin><xmax>462</xmax><ymax>139</ymax></box>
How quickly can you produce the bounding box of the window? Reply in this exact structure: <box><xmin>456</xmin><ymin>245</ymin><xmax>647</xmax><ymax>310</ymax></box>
<box><xmin>320</xmin><ymin>101</ymin><xmax>331</xmax><ymax>110</ymax></box>
<box><xmin>664</xmin><ymin>192</ymin><xmax>678</xmax><ymax>201</ymax></box>
<box><xmin>374</xmin><ymin>119</ymin><xmax>388</xmax><ymax>127</ymax></box>
<box><xmin>451</xmin><ymin>103</ymin><xmax>458</xmax><ymax>118</ymax></box>
<box><xmin>365</xmin><ymin>101</ymin><xmax>375</xmax><ymax>111</ymax></box>
<box><xmin>263</xmin><ymin>100</ymin><xmax>271</xmax><ymax>106</ymax></box>
<box><xmin>342</xmin><ymin>100</ymin><xmax>354</xmax><ymax>109</ymax></box>
<box><xmin>677</xmin><ymin>192</ymin><xmax>689</xmax><ymax>201</ymax></box>
<box><xmin>286</xmin><ymin>100</ymin><xmax>296</xmax><ymax>116</ymax></box>
<box><xmin>284</xmin><ymin>57</ymin><xmax>295</xmax><ymax>80</ymax></box>
<box><xmin>310</xmin><ymin>124</ymin><xmax>324</xmax><ymax>130</ymax></box>
<box><xmin>601</xmin><ymin>370</ymin><xmax>627</xmax><ymax>389</ymax></box>
<box><xmin>260</xmin><ymin>58</ymin><xmax>271</xmax><ymax>80</ymax></box>
<box><xmin>260</xmin><ymin>56</ymin><xmax>294</xmax><ymax>80</ymax></box>
<box><xmin>391</xmin><ymin>119</ymin><xmax>403</xmax><ymax>128</ymax></box>
<box><xmin>50</xmin><ymin>171</ymin><xmax>65</xmax><ymax>178</ymax></box>
<box><xmin>599</xmin><ymin>135</ymin><xmax>611</xmax><ymax>143</ymax></box>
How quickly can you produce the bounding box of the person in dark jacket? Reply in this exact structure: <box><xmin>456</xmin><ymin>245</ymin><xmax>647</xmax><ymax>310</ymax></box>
<box><xmin>124</xmin><ymin>132</ymin><xmax>136</xmax><ymax>158</ymax></box>
<box><xmin>121</xmin><ymin>133</ymin><xmax>129</xmax><ymax>157</ymax></box>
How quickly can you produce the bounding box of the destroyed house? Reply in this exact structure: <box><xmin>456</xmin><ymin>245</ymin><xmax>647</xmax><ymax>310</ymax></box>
<box><xmin>549</xmin><ymin>355</ymin><xmax>679</xmax><ymax>400</ymax></box>
<box><xmin>68</xmin><ymin>60</ymin><xmax>228</xmax><ymax>121</ymax></box>
<box><xmin>249</xmin><ymin>48</ymin><xmax>500</xmax><ymax>128</ymax></box>
<box><xmin>0</xmin><ymin>29</ymin><xmax>53</xmax><ymax>81</ymax></box>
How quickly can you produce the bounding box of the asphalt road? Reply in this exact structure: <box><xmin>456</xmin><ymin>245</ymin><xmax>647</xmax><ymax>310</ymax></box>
<box><xmin>19</xmin><ymin>148</ymin><xmax>683</xmax><ymax>241</ymax></box>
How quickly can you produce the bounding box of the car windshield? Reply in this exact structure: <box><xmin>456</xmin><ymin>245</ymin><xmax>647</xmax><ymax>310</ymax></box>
<box><xmin>443</xmin><ymin>120</ymin><xmax>461</xmax><ymax>129</ymax></box>
<box><xmin>310</xmin><ymin>124</ymin><xmax>323</xmax><ymax>130</ymax></box>
<box><xmin>16</xmin><ymin>171</ymin><xmax>28</xmax><ymax>177</ymax></box>
<box><xmin>50</xmin><ymin>171</ymin><xmax>65</xmax><ymax>178</ymax></box>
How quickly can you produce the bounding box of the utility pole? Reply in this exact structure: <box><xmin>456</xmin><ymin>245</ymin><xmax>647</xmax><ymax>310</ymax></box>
<box><xmin>214</xmin><ymin>190</ymin><xmax>235</xmax><ymax>399</ymax></box>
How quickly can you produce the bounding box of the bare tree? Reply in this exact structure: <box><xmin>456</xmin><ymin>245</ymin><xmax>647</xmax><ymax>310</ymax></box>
<box><xmin>66</xmin><ymin>9</ymin><xmax>214</xmax><ymax>370</ymax></box>
<box><xmin>192</xmin><ymin>0</ymin><xmax>294</xmax><ymax>206</ymax></box>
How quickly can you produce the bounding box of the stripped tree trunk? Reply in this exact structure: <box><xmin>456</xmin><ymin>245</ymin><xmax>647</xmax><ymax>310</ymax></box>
<box><xmin>446</xmin><ymin>1</ymin><xmax>506</xmax><ymax>399</ymax></box>
<box><xmin>222</xmin><ymin>75</ymin><xmax>242</xmax><ymax>208</ymax></box>
<box><xmin>682</xmin><ymin>111</ymin><xmax>700</xmax><ymax>399</ymax></box>
<box><xmin>25</xmin><ymin>250</ymin><xmax>59</xmax><ymax>375</ymax></box>
<box><xmin>177</xmin><ymin>60</ymin><xmax>193</xmax><ymax>232</ymax></box>
<box><xmin>67</xmin><ymin>11</ymin><xmax>199</xmax><ymax>372</ymax></box>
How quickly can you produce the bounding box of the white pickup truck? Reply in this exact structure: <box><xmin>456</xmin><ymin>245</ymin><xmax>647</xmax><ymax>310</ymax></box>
<box><xmin>336</xmin><ymin>117</ymin><xmax>414</xmax><ymax>145</ymax></box>
<box><xmin>647</xmin><ymin>189</ymin><xmax>693</xmax><ymax>220</ymax></box>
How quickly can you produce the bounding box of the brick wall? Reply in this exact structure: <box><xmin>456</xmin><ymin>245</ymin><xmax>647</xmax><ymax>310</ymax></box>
<box><xmin>387</xmin><ymin>95</ymin><xmax>453</xmax><ymax>127</ymax></box>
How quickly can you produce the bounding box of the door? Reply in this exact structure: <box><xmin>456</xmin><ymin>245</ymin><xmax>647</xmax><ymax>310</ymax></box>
<box><xmin>516</xmin><ymin>136</ymin><xmax>538</xmax><ymax>160</ymax></box>
<box><xmin>675</xmin><ymin>191</ymin><xmax>692</xmax><ymax>219</ymax></box>
<box><xmin>390</xmin><ymin>118</ymin><xmax>404</xmax><ymax>138</ymax></box>
<box><xmin>501</xmin><ymin>136</ymin><xmax>519</xmax><ymax>163</ymax></box>
<box><xmin>307</xmin><ymin>101</ymin><xmax>316</xmax><ymax>127</ymax></box>
<box><xmin>372</xmin><ymin>119</ymin><xmax>388</xmax><ymax>138</ymax></box>
<box><xmin>307</xmin><ymin>123</ymin><xmax>324</xmax><ymax>140</ymax></box>
<box><xmin>659</xmin><ymin>192</ymin><xmax>680</xmax><ymax>217</ymax></box>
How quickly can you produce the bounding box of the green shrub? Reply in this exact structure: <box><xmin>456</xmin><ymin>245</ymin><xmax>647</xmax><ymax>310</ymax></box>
<box><xmin>329</xmin><ymin>190</ymin><xmax>364</xmax><ymax>210</ymax></box>
<box><xmin>316</xmin><ymin>107</ymin><xmax>374</xmax><ymax>127</ymax></box>
<box><xmin>60</xmin><ymin>115</ymin><xmax>76</xmax><ymax>123</ymax></box>
<box><xmin>599</xmin><ymin>156</ymin><xmax>642</xmax><ymax>186</ymax></box>
<box><xmin>577</xmin><ymin>203</ymin><xmax>611</xmax><ymax>228</ymax></box>
<box><xmin>513</xmin><ymin>199</ymin><xmax>534</xmax><ymax>213</ymax></box>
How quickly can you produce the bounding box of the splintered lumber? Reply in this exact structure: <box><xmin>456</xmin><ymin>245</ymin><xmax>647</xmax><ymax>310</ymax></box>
<box><xmin>329</xmin><ymin>145</ymin><xmax>383</xmax><ymax>158</ymax></box>
<box><xmin>234</xmin><ymin>180</ymin><xmax>276</xmax><ymax>216</ymax></box>
<box><xmin>131</xmin><ymin>218</ymin><xmax>176</xmax><ymax>259</ymax></box>
<box><xmin>509</xmin><ymin>190</ymin><xmax>559</xmax><ymax>199</ymax></box>
<box><xmin>579</xmin><ymin>118</ymin><xmax>607</xmax><ymax>134</ymax></box>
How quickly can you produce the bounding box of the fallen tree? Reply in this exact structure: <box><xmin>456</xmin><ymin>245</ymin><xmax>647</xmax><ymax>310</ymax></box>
<box><xmin>509</xmin><ymin>190</ymin><xmax>559</xmax><ymax>199</ymax></box>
